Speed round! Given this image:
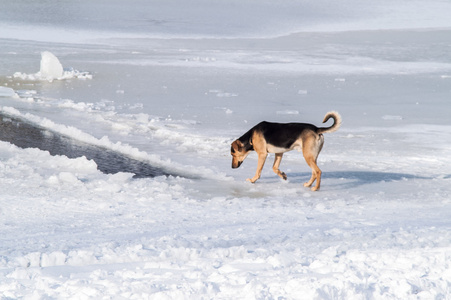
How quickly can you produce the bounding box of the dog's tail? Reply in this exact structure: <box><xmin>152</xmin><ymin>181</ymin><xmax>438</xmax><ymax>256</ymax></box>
<box><xmin>317</xmin><ymin>111</ymin><xmax>342</xmax><ymax>134</ymax></box>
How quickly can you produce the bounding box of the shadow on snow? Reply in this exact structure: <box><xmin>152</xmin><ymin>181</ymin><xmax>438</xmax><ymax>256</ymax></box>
<box><xmin>288</xmin><ymin>171</ymin><xmax>431</xmax><ymax>189</ymax></box>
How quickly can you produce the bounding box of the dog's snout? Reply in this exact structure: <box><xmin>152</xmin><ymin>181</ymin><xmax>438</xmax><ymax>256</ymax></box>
<box><xmin>232</xmin><ymin>161</ymin><xmax>242</xmax><ymax>169</ymax></box>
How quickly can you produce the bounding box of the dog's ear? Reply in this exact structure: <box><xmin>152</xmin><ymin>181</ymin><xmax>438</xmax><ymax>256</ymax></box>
<box><xmin>232</xmin><ymin>140</ymin><xmax>244</xmax><ymax>151</ymax></box>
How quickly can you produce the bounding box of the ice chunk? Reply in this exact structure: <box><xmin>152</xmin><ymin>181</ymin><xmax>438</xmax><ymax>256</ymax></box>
<box><xmin>40</xmin><ymin>51</ymin><xmax>63</xmax><ymax>80</ymax></box>
<box><xmin>0</xmin><ymin>86</ymin><xmax>17</xmax><ymax>97</ymax></box>
<box><xmin>13</xmin><ymin>51</ymin><xmax>91</xmax><ymax>82</ymax></box>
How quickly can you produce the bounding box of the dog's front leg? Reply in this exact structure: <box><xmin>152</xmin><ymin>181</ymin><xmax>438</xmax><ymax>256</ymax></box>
<box><xmin>247</xmin><ymin>153</ymin><xmax>267</xmax><ymax>183</ymax></box>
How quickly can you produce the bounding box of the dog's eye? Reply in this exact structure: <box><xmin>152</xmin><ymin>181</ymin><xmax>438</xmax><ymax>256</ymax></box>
<box><xmin>231</xmin><ymin>146</ymin><xmax>235</xmax><ymax>154</ymax></box>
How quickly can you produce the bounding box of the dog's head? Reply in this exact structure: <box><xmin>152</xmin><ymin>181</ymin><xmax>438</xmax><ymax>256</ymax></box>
<box><xmin>231</xmin><ymin>140</ymin><xmax>251</xmax><ymax>168</ymax></box>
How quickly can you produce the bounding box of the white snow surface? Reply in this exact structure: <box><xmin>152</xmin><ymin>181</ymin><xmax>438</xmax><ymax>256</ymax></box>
<box><xmin>1</xmin><ymin>1</ymin><xmax>451</xmax><ymax>299</ymax></box>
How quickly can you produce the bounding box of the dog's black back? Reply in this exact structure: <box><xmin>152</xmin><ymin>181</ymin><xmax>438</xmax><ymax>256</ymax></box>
<box><xmin>239</xmin><ymin>121</ymin><xmax>317</xmax><ymax>150</ymax></box>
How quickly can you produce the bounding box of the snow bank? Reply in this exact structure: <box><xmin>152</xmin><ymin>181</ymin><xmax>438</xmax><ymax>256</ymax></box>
<box><xmin>0</xmin><ymin>133</ymin><xmax>450</xmax><ymax>298</ymax></box>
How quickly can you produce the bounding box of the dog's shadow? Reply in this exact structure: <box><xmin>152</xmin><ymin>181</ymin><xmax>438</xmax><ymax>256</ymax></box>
<box><xmin>288</xmin><ymin>171</ymin><xmax>431</xmax><ymax>190</ymax></box>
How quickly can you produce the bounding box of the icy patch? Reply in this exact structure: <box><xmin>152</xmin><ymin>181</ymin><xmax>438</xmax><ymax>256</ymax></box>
<box><xmin>277</xmin><ymin>110</ymin><xmax>299</xmax><ymax>115</ymax></box>
<box><xmin>15</xmin><ymin>89</ymin><xmax>37</xmax><ymax>99</ymax></box>
<box><xmin>0</xmin><ymin>86</ymin><xmax>17</xmax><ymax>98</ymax></box>
<box><xmin>208</xmin><ymin>90</ymin><xmax>238</xmax><ymax>98</ymax></box>
<box><xmin>215</xmin><ymin>107</ymin><xmax>234</xmax><ymax>115</ymax></box>
<box><xmin>382</xmin><ymin>115</ymin><xmax>403</xmax><ymax>121</ymax></box>
<box><xmin>0</xmin><ymin>86</ymin><xmax>37</xmax><ymax>103</ymax></box>
<box><xmin>216</xmin><ymin>92</ymin><xmax>238</xmax><ymax>98</ymax></box>
<box><xmin>13</xmin><ymin>51</ymin><xmax>92</xmax><ymax>82</ymax></box>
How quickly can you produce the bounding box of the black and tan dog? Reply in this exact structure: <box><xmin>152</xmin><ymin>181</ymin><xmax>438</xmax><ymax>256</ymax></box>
<box><xmin>231</xmin><ymin>111</ymin><xmax>341</xmax><ymax>191</ymax></box>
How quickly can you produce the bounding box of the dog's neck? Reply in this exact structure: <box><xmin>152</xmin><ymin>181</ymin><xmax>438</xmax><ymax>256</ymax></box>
<box><xmin>238</xmin><ymin>129</ymin><xmax>255</xmax><ymax>151</ymax></box>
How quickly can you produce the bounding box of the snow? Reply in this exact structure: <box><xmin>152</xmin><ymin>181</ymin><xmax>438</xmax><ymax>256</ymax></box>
<box><xmin>1</xmin><ymin>0</ymin><xmax>451</xmax><ymax>298</ymax></box>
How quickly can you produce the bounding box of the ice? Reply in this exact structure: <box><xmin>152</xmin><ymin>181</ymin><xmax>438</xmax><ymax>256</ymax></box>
<box><xmin>40</xmin><ymin>51</ymin><xmax>63</xmax><ymax>80</ymax></box>
<box><xmin>12</xmin><ymin>51</ymin><xmax>92</xmax><ymax>81</ymax></box>
<box><xmin>276</xmin><ymin>110</ymin><xmax>299</xmax><ymax>115</ymax></box>
<box><xmin>382</xmin><ymin>115</ymin><xmax>403</xmax><ymax>121</ymax></box>
<box><xmin>0</xmin><ymin>86</ymin><xmax>17</xmax><ymax>97</ymax></box>
<box><xmin>0</xmin><ymin>0</ymin><xmax>451</xmax><ymax>298</ymax></box>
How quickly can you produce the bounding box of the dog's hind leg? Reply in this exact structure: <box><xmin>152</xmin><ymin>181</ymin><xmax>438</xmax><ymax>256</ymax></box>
<box><xmin>302</xmin><ymin>134</ymin><xmax>324</xmax><ymax>191</ymax></box>
<box><xmin>303</xmin><ymin>155</ymin><xmax>322</xmax><ymax>191</ymax></box>
<box><xmin>272</xmin><ymin>153</ymin><xmax>287</xmax><ymax>180</ymax></box>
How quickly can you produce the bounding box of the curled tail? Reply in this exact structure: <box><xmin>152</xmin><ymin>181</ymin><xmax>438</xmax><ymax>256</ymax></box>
<box><xmin>317</xmin><ymin>111</ymin><xmax>342</xmax><ymax>134</ymax></box>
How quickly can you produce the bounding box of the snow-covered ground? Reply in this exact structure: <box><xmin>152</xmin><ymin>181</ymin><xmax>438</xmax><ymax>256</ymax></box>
<box><xmin>1</xmin><ymin>1</ymin><xmax>451</xmax><ymax>298</ymax></box>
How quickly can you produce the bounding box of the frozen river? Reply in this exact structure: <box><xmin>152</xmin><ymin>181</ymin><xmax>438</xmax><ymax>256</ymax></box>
<box><xmin>1</xmin><ymin>0</ymin><xmax>451</xmax><ymax>298</ymax></box>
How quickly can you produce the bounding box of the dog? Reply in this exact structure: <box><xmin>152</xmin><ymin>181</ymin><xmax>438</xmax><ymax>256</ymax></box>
<box><xmin>231</xmin><ymin>111</ymin><xmax>341</xmax><ymax>191</ymax></box>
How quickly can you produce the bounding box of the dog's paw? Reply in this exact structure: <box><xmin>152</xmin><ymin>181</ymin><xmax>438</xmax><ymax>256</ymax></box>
<box><xmin>303</xmin><ymin>182</ymin><xmax>312</xmax><ymax>187</ymax></box>
<box><xmin>281</xmin><ymin>172</ymin><xmax>287</xmax><ymax>180</ymax></box>
<box><xmin>246</xmin><ymin>178</ymin><xmax>255</xmax><ymax>183</ymax></box>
